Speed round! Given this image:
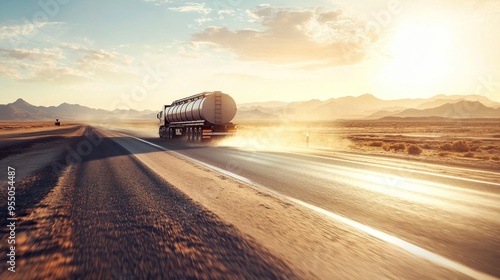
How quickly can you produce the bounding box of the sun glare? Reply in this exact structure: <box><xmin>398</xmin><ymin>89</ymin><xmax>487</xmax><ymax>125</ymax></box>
<box><xmin>379</xmin><ymin>22</ymin><xmax>454</xmax><ymax>91</ymax></box>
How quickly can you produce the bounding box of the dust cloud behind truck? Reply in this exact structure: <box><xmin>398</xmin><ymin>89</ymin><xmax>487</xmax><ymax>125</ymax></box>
<box><xmin>157</xmin><ymin>91</ymin><xmax>237</xmax><ymax>142</ymax></box>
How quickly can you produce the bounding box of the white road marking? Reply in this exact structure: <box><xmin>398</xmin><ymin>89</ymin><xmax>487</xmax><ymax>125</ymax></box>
<box><xmin>128</xmin><ymin>135</ymin><xmax>498</xmax><ymax>280</ymax></box>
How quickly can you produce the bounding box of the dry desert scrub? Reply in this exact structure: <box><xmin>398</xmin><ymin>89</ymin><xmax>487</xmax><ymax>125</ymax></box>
<box><xmin>390</xmin><ymin>143</ymin><xmax>406</xmax><ymax>152</ymax></box>
<box><xmin>439</xmin><ymin>140</ymin><xmax>470</xmax><ymax>152</ymax></box>
<box><xmin>407</xmin><ymin>145</ymin><xmax>423</xmax><ymax>155</ymax></box>
<box><xmin>370</xmin><ymin>141</ymin><xmax>384</xmax><ymax>147</ymax></box>
<box><xmin>440</xmin><ymin>143</ymin><xmax>453</xmax><ymax>151</ymax></box>
<box><xmin>451</xmin><ymin>140</ymin><xmax>470</xmax><ymax>152</ymax></box>
<box><xmin>463</xmin><ymin>152</ymin><xmax>475</xmax><ymax>158</ymax></box>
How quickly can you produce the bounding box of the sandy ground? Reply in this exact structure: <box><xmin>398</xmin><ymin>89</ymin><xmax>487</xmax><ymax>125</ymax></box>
<box><xmin>0</xmin><ymin>125</ymin><xmax>85</xmax><ymax>185</ymax></box>
<box><xmin>0</xmin><ymin>121</ymin><xmax>80</xmax><ymax>133</ymax></box>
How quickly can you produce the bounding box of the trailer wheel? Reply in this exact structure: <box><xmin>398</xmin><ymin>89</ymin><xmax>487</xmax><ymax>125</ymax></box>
<box><xmin>187</xmin><ymin>127</ymin><xmax>192</xmax><ymax>142</ymax></box>
<box><xmin>196</xmin><ymin>127</ymin><xmax>202</xmax><ymax>142</ymax></box>
<box><xmin>167</xmin><ymin>128</ymin><xmax>172</xmax><ymax>139</ymax></box>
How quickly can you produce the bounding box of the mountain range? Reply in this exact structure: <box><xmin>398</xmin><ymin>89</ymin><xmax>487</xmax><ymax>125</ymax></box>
<box><xmin>0</xmin><ymin>99</ymin><xmax>156</xmax><ymax>121</ymax></box>
<box><xmin>1</xmin><ymin>94</ymin><xmax>499</xmax><ymax>121</ymax></box>
<box><xmin>236</xmin><ymin>94</ymin><xmax>500</xmax><ymax>120</ymax></box>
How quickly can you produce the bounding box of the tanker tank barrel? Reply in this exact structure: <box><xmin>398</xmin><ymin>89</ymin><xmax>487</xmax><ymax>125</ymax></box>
<box><xmin>158</xmin><ymin>91</ymin><xmax>237</xmax><ymax>141</ymax></box>
<box><xmin>165</xmin><ymin>91</ymin><xmax>236</xmax><ymax>125</ymax></box>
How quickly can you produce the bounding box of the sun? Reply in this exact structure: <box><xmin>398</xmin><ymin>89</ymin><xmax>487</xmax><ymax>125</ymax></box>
<box><xmin>378</xmin><ymin>22</ymin><xmax>454</xmax><ymax>93</ymax></box>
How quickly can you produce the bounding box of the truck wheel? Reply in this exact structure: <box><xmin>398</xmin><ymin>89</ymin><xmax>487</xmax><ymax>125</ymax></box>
<box><xmin>187</xmin><ymin>127</ymin><xmax>192</xmax><ymax>142</ymax></box>
<box><xmin>196</xmin><ymin>127</ymin><xmax>202</xmax><ymax>142</ymax></box>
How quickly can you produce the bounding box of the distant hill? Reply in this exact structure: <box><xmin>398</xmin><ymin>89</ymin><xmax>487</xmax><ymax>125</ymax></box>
<box><xmin>389</xmin><ymin>100</ymin><xmax>500</xmax><ymax>118</ymax></box>
<box><xmin>237</xmin><ymin>94</ymin><xmax>500</xmax><ymax>120</ymax></box>
<box><xmin>0</xmin><ymin>98</ymin><xmax>156</xmax><ymax>121</ymax></box>
<box><xmin>416</xmin><ymin>95</ymin><xmax>500</xmax><ymax>109</ymax></box>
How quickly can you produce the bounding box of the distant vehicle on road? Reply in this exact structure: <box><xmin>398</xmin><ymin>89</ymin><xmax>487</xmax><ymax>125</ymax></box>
<box><xmin>157</xmin><ymin>91</ymin><xmax>237</xmax><ymax>142</ymax></box>
<box><xmin>55</xmin><ymin>119</ymin><xmax>60</xmax><ymax>126</ymax></box>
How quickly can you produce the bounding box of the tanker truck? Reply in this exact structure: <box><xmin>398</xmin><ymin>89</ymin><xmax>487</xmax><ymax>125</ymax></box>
<box><xmin>157</xmin><ymin>91</ymin><xmax>237</xmax><ymax>142</ymax></box>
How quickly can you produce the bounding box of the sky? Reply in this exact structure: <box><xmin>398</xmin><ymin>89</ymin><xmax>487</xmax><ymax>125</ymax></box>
<box><xmin>0</xmin><ymin>0</ymin><xmax>499</xmax><ymax>110</ymax></box>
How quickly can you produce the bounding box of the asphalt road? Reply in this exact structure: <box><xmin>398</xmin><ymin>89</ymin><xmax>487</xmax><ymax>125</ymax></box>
<box><xmin>138</xmin><ymin>132</ymin><xmax>500</xmax><ymax>278</ymax></box>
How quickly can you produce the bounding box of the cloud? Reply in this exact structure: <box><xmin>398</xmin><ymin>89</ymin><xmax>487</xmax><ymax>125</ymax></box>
<box><xmin>0</xmin><ymin>22</ymin><xmax>65</xmax><ymax>44</ymax></box>
<box><xmin>143</xmin><ymin>0</ymin><xmax>172</xmax><ymax>5</ymax></box>
<box><xmin>0</xmin><ymin>22</ymin><xmax>46</xmax><ymax>40</ymax></box>
<box><xmin>0</xmin><ymin>47</ymin><xmax>62</xmax><ymax>60</ymax></box>
<box><xmin>0</xmin><ymin>64</ymin><xmax>20</xmax><ymax>79</ymax></box>
<box><xmin>218</xmin><ymin>9</ymin><xmax>235</xmax><ymax>15</ymax></box>
<box><xmin>195</xmin><ymin>17</ymin><xmax>213</xmax><ymax>24</ymax></box>
<box><xmin>75</xmin><ymin>49</ymin><xmax>138</xmax><ymax>82</ymax></box>
<box><xmin>169</xmin><ymin>3</ymin><xmax>212</xmax><ymax>14</ymax></box>
<box><xmin>0</xmin><ymin>47</ymin><xmax>89</xmax><ymax>83</ymax></box>
<box><xmin>192</xmin><ymin>7</ymin><xmax>379</xmax><ymax>68</ymax></box>
<box><xmin>77</xmin><ymin>49</ymin><xmax>133</xmax><ymax>68</ymax></box>
<box><xmin>24</xmin><ymin>65</ymin><xmax>92</xmax><ymax>84</ymax></box>
<box><xmin>0</xmin><ymin>45</ymin><xmax>137</xmax><ymax>84</ymax></box>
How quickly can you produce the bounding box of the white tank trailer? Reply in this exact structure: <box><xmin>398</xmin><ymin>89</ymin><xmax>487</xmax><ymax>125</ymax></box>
<box><xmin>157</xmin><ymin>91</ymin><xmax>237</xmax><ymax>142</ymax></box>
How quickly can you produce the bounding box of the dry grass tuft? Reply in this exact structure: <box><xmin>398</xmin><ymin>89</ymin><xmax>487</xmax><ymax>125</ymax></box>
<box><xmin>407</xmin><ymin>145</ymin><xmax>423</xmax><ymax>155</ymax></box>
<box><xmin>390</xmin><ymin>143</ymin><xmax>406</xmax><ymax>152</ymax></box>
<box><xmin>463</xmin><ymin>152</ymin><xmax>475</xmax><ymax>158</ymax></box>
<box><xmin>369</xmin><ymin>141</ymin><xmax>384</xmax><ymax>147</ymax></box>
<box><xmin>422</xmin><ymin>143</ymin><xmax>432</xmax><ymax>149</ymax></box>
<box><xmin>440</xmin><ymin>143</ymin><xmax>453</xmax><ymax>151</ymax></box>
<box><xmin>452</xmin><ymin>140</ymin><xmax>470</xmax><ymax>152</ymax></box>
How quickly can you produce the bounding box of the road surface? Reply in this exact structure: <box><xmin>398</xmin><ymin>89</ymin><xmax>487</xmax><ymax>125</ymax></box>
<box><xmin>1</xmin><ymin>124</ymin><xmax>499</xmax><ymax>279</ymax></box>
